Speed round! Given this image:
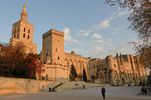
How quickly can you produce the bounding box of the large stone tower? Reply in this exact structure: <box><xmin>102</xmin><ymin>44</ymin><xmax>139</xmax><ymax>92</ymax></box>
<box><xmin>10</xmin><ymin>4</ymin><xmax>37</xmax><ymax>54</ymax></box>
<box><xmin>42</xmin><ymin>29</ymin><xmax>65</xmax><ymax>65</ymax></box>
<box><xmin>41</xmin><ymin>29</ymin><xmax>67</xmax><ymax>81</ymax></box>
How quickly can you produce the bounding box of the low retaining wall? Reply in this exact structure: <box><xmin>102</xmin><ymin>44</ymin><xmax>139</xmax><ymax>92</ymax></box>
<box><xmin>0</xmin><ymin>77</ymin><xmax>53</xmax><ymax>95</ymax></box>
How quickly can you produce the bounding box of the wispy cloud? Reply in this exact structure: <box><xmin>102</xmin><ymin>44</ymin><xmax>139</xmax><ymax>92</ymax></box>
<box><xmin>64</xmin><ymin>8</ymin><xmax>130</xmax><ymax>58</ymax></box>
<box><xmin>78</xmin><ymin>30</ymin><xmax>91</xmax><ymax>40</ymax></box>
<box><xmin>100</xmin><ymin>8</ymin><xmax>128</xmax><ymax>29</ymax></box>
<box><xmin>77</xmin><ymin>8</ymin><xmax>128</xmax><ymax>40</ymax></box>
<box><xmin>63</xmin><ymin>27</ymin><xmax>78</xmax><ymax>44</ymax></box>
<box><xmin>79</xmin><ymin>30</ymin><xmax>90</xmax><ymax>37</ymax></box>
<box><xmin>92</xmin><ymin>33</ymin><xmax>104</xmax><ymax>43</ymax></box>
<box><xmin>100</xmin><ymin>20</ymin><xmax>110</xmax><ymax>29</ymax></box>
<box><xmin>63</xmin><ymin>27</ymin><xmax>71</xmax><ymax>41</ymax></box>
<box><xmin>92</xmin><ymin>47</ymin><xmax>104</xmax><ymax>55</ymax></box>
<box><xmin>106</xmin><ymin>43</ymin><xmax>135</xmax><ymax>56</ymax></box>
<box><xmin>112</xmin><ymin>28</ymin><xmax>121</xmax><ymax>34</ymax></box>
<box><xmin>92</xmin><ymin>33</ymin><xmax>102</xmax><ymax>40</ymax></box>
<box><xmin>117</xmin><ymin>10</ymin><xmax>128</xmax><ymax>17</ymax></box>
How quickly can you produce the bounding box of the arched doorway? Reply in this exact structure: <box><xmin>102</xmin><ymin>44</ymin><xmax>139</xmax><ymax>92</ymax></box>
<box><xmin>83</xmin><ymin>68</ymin><xmax>87</xmax><ymax>82</ymax></box>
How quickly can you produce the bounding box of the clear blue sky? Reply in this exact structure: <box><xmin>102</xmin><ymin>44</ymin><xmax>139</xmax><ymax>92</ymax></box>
<box><xmin>0</xmin><ymin>0</ymin><xmax>137</xmax><ymax>58</ymax></box>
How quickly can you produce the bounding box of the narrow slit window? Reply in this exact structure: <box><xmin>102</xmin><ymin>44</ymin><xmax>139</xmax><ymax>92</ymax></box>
<box><xmin>28</xmin><ymin>29</ymin><xmax>30</xmax><ymax>33</ymax></box>
<box><xmin>24</xmin><ymin>28</ymin><xmax>26</xmax><ymax>32</ymax></box>
<box><xmin>23</xmin><ymin>34</ymin><xmax>25</xmax><ymax>38</ymax></box>
<box><xmin>28</xmin><ymin>35</ymin><xmax>30</xmax><ymax>39</ymax></box>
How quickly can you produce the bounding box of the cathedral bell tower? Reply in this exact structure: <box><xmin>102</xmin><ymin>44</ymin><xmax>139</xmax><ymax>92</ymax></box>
<box><xmin>21</xmin><ymin>4</ymin><xmax>28</xmax><ymax>21</ymax></box>
<box><xmin>10</xmin><ymin>3</ymin><xmax>37</xmax><ymax>54</ymax></box>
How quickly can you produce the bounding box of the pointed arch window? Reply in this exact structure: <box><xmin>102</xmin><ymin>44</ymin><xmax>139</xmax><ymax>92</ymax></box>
<box><xmin>17</xmin><ymin>33</ymin><xmax>19</xmax><ymax>38</ymax></box>
<box><xmin>23</xmin><ymin>33</ymin><xmax>25</xmax><ymax>38</ymax></box>
<box><xmin>24</xmin><ymin>28</ymin><xmax>26</xmax><ymax>32</ymax></box>
<box><xmin>28</xmin><ymin>35</ymin><xmax>30</xmax><ymax>39</ymax></box>
<box><xmin>28</xmin><ymin>29</ymin><xmax>30</xmax><ymax>33</ymax></box>
<box><xmin>14</xmin><ymin>34</ymin><xmax>16</xmax><ymax>38</ymax></box>
<box><xmin>114</xmin><ymin>64</ymin><xmax>116</xmax><ymax>68</ymax></box>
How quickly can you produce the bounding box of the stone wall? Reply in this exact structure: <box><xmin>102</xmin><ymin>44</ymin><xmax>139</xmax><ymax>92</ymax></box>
<box><xmin>41</xmin><ymin>64</ymin><xmax>68</xmax><ymax>81</ymax></box>
<box><xmin>0</xmin><ymin>77</ymin><xmax>57</xmax><ymax>95</ymax></box>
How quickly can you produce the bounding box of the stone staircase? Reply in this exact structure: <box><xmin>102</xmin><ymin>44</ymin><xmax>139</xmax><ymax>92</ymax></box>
<box><xmin>43</xmin><ymin>82</ymin><xmax>64</xmax><ymax>92</ymax></box>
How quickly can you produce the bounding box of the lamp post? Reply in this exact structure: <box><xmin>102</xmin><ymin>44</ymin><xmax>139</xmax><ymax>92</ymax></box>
<box><xmin>55</xmin><ymin>59</ymin><xmax>57</xmax><ymax>81</ymax></box>
<box><xmin>55</xmin><ymin>40</ymin><xmax>59</xmax><ymax>81</ymax></box>
<box><xmin>52</xmin><ymin>57</ymin><xmax>56</xmax><ymax>82</ymax></box>
<box><xmin>67</xmin><ymin>61</ymin><xmax>69</xmax><ymax>81</ymax></box>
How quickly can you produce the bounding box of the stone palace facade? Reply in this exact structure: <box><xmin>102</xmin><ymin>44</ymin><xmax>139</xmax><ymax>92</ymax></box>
<box><xmin>88</xmin><ymin>54</ymin><xmax>147</xmax><ymax>85</ymax></box>
<box><xmin>41</xmin><ymin>29</ymin><xmax>89</xmax><ymax>81</ymax></box>
<box><xmin>2</xmin><ymin>3</ymin><xmax>147</xmax><ymax>85</ymax></box>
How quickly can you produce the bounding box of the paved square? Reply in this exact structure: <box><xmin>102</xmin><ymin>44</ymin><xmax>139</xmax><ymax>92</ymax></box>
<box><xmin>0</xmin><ymin>86</ymin><xmax>150</xmax><ymax>100</ymax></box>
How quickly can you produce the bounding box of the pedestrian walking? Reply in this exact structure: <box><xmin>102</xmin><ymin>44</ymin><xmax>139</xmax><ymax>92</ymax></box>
<box><xmin>144</xmin><ymin>85</ymin><xmax>148</xmax><ymax>95</ymax></box>
<box><xmin>101</xmin><ymin>86</ymin><xmax>106</xmax><ymax>100</ymax></box>
<box><xmin>83</xmin><ymin>85</ymin><xmax>85</xmax><ymax>89</ymax></box>
<box><xmin>49</xmin><ymin>87</ymin><xmax>51</xmax><ymax>92</ymax></box>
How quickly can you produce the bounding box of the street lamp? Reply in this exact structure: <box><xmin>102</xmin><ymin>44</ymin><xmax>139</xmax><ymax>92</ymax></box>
<box><xmin>55</xmin><ymin>59</ymin><xmax>57</xmax><ymax>82</ymax></box>
<box><xmin>67</xmin><ymin>60</ymin><xmax>69</xmax><ymax>81</ymax></box>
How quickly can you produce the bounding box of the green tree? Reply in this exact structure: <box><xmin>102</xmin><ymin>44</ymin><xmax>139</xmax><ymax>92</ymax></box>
<box><xmin>70</xmin><ymin>64</ymin><xmax>77</xmax><ymax>81</ymax></box>
<box><xmin>83</xmin><ymin>69</ymin><xmax>87</xmax><ymax>82</ymax></box>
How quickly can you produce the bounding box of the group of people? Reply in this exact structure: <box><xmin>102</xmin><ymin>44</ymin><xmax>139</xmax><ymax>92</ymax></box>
<box><xmin>141</xmin><ymin>85</ymin><xmax>151</xmax><ymax>95</ymax></box>
<box><xmin>141</xmin><ymin>85</ymin><xmax>148</xmax><ymax>95</ymax></box>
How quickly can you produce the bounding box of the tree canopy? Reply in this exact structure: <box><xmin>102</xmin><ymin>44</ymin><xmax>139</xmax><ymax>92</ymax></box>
<box><xmin>106</xmin><ymin>0</ymin><xmax>151</xmax><ymax>67</ymax></box>
<box><xmin>70</xmin><ymin>64</ymin><xmax>77</xmax><ymax>81</ymax></box>
<box><xmin>0</xmin><ymin>45</ymin><xmax>42</xmax><ymax>79</ymax></box>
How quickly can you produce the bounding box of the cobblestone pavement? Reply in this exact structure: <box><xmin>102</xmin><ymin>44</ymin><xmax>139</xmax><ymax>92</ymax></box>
<box><xmin>0</xmin><ymin>86</ymin><xmax>150</xmax><ymax>100</ymax></box>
